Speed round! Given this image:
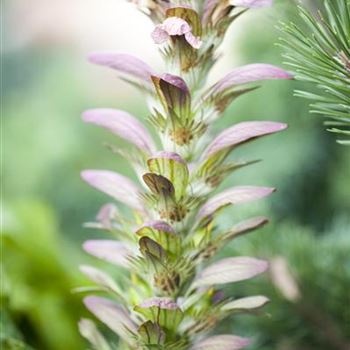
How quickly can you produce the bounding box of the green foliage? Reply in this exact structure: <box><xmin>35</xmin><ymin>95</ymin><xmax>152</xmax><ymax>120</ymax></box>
<box><xmin>1</xmin><ymin>200</ymin><xmax>86</xmax><ymax>350</ymax></box>
<box><xmin>281</xmin><ymin>0</ymin><xmax>350</xmax><ymax>145</ymax></box>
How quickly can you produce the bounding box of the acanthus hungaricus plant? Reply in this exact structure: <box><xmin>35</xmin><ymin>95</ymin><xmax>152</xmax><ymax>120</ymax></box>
<box><xmin>78</xmin><ymin>1</ymin><xmax>292</xmax><ymax>349</ymax></box>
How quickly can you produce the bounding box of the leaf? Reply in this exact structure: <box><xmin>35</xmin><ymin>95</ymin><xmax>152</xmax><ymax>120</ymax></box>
<box><xmin>193</xmin><ymin>257</ymin><xmax>268</xmax><ymax>287</ymax></box>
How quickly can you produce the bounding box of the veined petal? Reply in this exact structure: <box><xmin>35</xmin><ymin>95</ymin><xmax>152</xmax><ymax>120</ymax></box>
<box><xmin>191</xmin><ymin>334</ymin><xmax>250</xmax><ymax>350</ymax></box>
<box><xmin>231</xmin><ymin>0</ymin><xmax>273</xmax><ymax>8</ymax></box>
<box><xmin>197</xmin><ymin>186</ymin><xmax>275</xmax><ymax>221</ymax></box>
<box><xmin>82</xmin><ymin>108</ymin><xmax>156</xmax><ymax>154</ymax></box>
<box><xmin>88</xmin><ymin>52</ymin><xmax>156</xmax><ymax>82</ymax></box>
<box><xmin>202</xmin><ymin>121</ymin><xmax>287</xmax><ymax>159</ymax></box>
<box><xmin>84</xmin><ymin>296</ymin><xmax>137</xmax><ymax>341</ymax></box>
<box><xmin>83</xmin><ymin>240</ymin><xmax>132</xmax><ymax>268</ymax></box>
<box><xmin>193</xmin><ymin>257</ymin><xmax>268</xmax><ymax>287</ymax></box>
<box><xmin>81</xmin><ymin>170</ymin><xmax>144</xmax><ymax>212</ymax></box>
<box><xmin>212</xmin><ymin>64</ymin><xmax>293</xmax><ymax>93</ymax></box>
<box><xmin>184</xmin><ymin>31</ymin><xmax>203</xmax><ymax>49</ymax></box>
<box><xmin>221</xmin><ymin>295</ymin><xmax>269</xmax><ymax>311</ymax></box>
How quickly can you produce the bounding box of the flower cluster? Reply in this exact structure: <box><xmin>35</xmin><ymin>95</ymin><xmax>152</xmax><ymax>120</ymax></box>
<box><xmin>79</xmin><ymin>1</ymin><xmax>292</xmax><ymax>349</ymax></box>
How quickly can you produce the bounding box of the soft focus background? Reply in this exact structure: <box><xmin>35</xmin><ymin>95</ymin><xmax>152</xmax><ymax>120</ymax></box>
<box><xmin>2</xmin><ymin>0</ymin><xmax>350</xmax><ymax>349</ymax></box>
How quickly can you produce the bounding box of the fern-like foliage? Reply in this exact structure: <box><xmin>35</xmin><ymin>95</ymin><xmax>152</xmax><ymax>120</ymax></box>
<box><xmin>281</xmin><ymin>0</ymin><xmax>350</xmax><ymax>145</ymax></box>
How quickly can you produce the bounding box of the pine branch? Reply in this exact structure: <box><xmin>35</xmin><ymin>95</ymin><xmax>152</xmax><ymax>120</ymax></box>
<box><xmin>280</xmin><ymin>0</ymin><xmax>350</xmax><ymax>145</ymax></box>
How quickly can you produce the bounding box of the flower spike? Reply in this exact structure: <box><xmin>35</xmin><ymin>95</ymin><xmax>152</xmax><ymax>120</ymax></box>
<box><xmin>80</xmin><ymin>1</ymin><xmax>290</xmax><ymax>348</ymax></box>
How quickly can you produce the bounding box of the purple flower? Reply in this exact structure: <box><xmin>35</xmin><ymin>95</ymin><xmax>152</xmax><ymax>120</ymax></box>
<box><xmin>152</xmin><ymin>17</ymin><xmax>202</xmax><ymax>49</ymax></box>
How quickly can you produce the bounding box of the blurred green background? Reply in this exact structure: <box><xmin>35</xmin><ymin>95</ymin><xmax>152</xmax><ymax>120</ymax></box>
<box><xmin>2</xmin><ymin>0</ymin><xmax>350</xmax><ymax>349</ymax></box>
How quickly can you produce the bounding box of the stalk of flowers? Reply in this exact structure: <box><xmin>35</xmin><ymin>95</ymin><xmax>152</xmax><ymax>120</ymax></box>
<box><xmin>79</xmin><ymin>1</ymin><xmax>292</xmax><ymax>349</ymax></box>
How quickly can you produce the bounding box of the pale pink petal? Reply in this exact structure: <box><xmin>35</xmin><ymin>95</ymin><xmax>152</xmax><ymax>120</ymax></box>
<box><xmin>84</xmin><ymin>296</ymin><xmax>137</xmax><ymax>341</ymax></box>
<box><xmin>83</xmin><ymin>240</ymin><xmax>132</xmax><ymax>268</ymax></box>
<box><xmin>139</xmin><ymin>297</ymin><xmax>179</xmax><ymax>309</ymax></box>
<box><xmin>151</xmin><ymin>25</ymin><xmax>170</xmax><ymax>44</ymax></box>
<box><xmin>191</xmin><ymin>335</ymin><xmax>250</xmax><ymax>350</ymax></box>
<box><xmin>231</xmin><ymin>0</ymin><xmax>273</xmax><ymax>8</ymax></box>
<box><xmin>82</xmin><ymin>108</ymin><xmax>156</xmax><ymax>154</ymax></box>
<box><xmin>230</xmin><ymin>216</ymin><xmax>269</xmax><ymax>234</ymax></box>
<box><xmin>96</xmin><ymin>203</ymin><xmax>118</xmax><ymax>229</ymax></box>
<box><xmin>221</xmin><ymin>295</ymin><xmax>269</xmax><ymax>311</ymax></box>
<box><xmin>213</xmin><ymin>64</ymin><xmax>293</xmax><ymax>93</ymax></box>
<box><xmin>78</xmin><ymin>319</ymin><xmax>111</xmax><ymax>350</ymax></box>
<box><xmin>151</xmin><ymin>17</ymin><xmax>201</xmax><ymax>49</ymax></box>
<box><xmin>81</xmin><ymin>170</ymin><xmax>144</xmax><ymax>212</ymax></box>
<box><xmin>193</xmin><ymin>257</ymin><xmax>269</xmax><ymax>287</ymax></box>
<box><xmin>88</xmin><ymin>52</ymin><xmax>156</xmax><ymax>82</ymax></box>
<box><xmin>184</xmin><ymin>31</ymin><xmax>203</xmax><ymax>49</ymax></box>
<box><xmin>270</xmin><ymin>256</ymin><xmax>301</xmax><ymax>302</ymax></box>
<box><xmin>197</xmin><ymin>186</ymin><xmax>275</xmax><ymax>221</ymax></box>
<box><xmin>161</xmin><ymin>17</ymin><xmax>192</xmax><ymax>35</ymax></box>
<box><xmin>202</xmin><ymin>121</ymin><xmax>287</xmax><ymax>159</ymax></box>
<box><xmin>80</xmin><ymin>265</ymin><xmax>121</xmax><ymax>294</ymax></box>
